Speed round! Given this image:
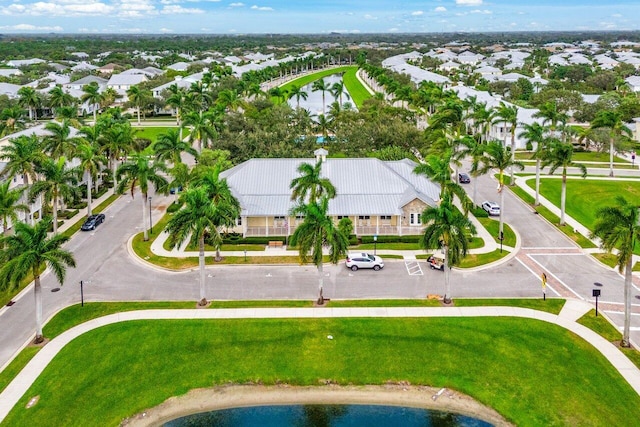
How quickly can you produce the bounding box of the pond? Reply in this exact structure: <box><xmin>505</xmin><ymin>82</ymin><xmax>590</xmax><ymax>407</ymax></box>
<box><xmin>286</xmin><ymin>74</ymin><xmax>356</xmax><ymax>117</ymax></box>
<box><xmin>164</xmin><ymin>404</ymin><xmax>493</xmax><ymax>426</ymax></box>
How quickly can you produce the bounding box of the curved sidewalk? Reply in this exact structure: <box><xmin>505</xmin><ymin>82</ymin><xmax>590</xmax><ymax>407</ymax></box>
<box><xmin>1</xmin><ymin>301</ymin><xmax>639</xmax><ymax>422</ymax></box>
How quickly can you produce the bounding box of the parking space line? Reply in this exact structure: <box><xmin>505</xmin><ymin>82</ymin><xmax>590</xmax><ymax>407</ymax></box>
<box><xmin>405</xmin><ymin>260</ymin><xmax>423</xmax><ymax>276</ymax></box>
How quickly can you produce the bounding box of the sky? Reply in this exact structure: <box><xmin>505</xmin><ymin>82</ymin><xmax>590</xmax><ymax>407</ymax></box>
<box><xmin>0</xmin><ymin>0</ymin><xmax>638</xmax><ymax>34</ymax></box>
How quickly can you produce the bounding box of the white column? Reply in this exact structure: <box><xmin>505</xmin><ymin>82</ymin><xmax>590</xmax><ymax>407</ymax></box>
<box><xmin>265</xmin><ymin>217</ymin><xmax>269</xmax><ymax>237</ymax></box>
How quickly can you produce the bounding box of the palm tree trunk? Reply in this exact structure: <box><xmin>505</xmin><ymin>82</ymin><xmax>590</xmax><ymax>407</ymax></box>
<box><xmin>52</xmin><ymin>194</ymin><xmax>59</xmax><ymax>234</ymax></box>
<box><xmin>317</xmin><ymin>261</ymin><xmax>324</xmax><ymax>304</ymax></box>
<box><xmin>609</xmin><ymin>139</ymin><xmax>614</xmax><ymax>177</ymax></box>
<box><xmin>112</xmin><ymin>157</ymin><xmax>118</xmax><ymax>195</ymax></box>
<box><xmin>443</xmin><ymin>244</ymin><xmax>451</xmax><ymax>304</ymax></box>
<box><xmin>622</xmin><ymin>257</ymin><xmax>632</xmax><ymax>347</ymax></box>
<box><xmin>137</xmin><ymin>107</ymin><xmax>141</xmax><ymax>125</ymax></box>
<box><xmin>560</xmin><ymin>172</ymin><xmax>567</xmax><ymax>226</ymax></box>
<box><xmin>199</xmin><ymin>234</ymin><xmax>207</xmax><ymax>305</ymax></box>
<box><xmin>510</xmin><ymin>133</ymin><xmax>516</xmax><ymax>185</ymax></box>
<box><xmin>93</xmin><ymin>105</ymin><xmax>97</xmax><ymax>124</ymax></box>
<box><xmin>86</xmin><ymin>173</ymin><xmax>93</xmax><ymax>217</ymax></box>
<box><xmin>535</xmin><ymin>159</ymin><xmax>541</xmax><ymax>206</ymax></box>
<box><xmin>34</xmin><ymin>276</ymin><xmax>43</xmax><ymax>343</ymax></box>
<box><xmin>142</xmin><ymin>195</ymin><xmax>148</xmax><ymax>241</ymax></box>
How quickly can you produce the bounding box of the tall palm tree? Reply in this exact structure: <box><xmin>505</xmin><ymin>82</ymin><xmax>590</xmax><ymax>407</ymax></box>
<box><xmin>290</xmin><ymin>196</ymin><xmax>348</xmax><ymax>305</ymax></box>
<box><xmin>17</xmin><ymin>86</ymin><xmax>41</xmax><ymax>121</ymax></box>
<box><xmin>591</xmin><ymin>110</ymin><xmax>632</xmax><ymax>177</ymax></box>
<box><xmin>100</xmin><ymin>122</ymin><xmax>136</xmax><ymax>193</ymax></box>
<box><xmin>414</xmin><ymin>151</ymin><xmax>468</xmax><ymax>209</ymax></box>
<box><xmin>42</xmin><ymin>120</ymin><xmax>80</xmax><ymax>160</ymax></box>
<box><xmin>0</xmin><ymin>106</ymin><xmax>27</xmax><ymax>137</ymax></box>
<box><xmin>80</xmin><ymin>82</ymin><xmax>105</xmax><ymax>124</ymax></box>
<box><xmin>492</xmin><ymin>102</ymin><xmax>519</xmax><ymax>185</ymax></box>
<box><xmin>591</xmin><ymin>196</ymin><xmax>640</xmax><ymax>348</ymax></box>
<box><xmin>165</xmin><ymin>84</ymin><xmax>188</xmax><ymax>139</ymax></box>
<box><xmin>116</xmin><ymin>153</ymin><xmax>168</xmax><ymax>241</ymax></box>
<box><xmin>312</xmin><ymin>78</ymin><xmax>330</xmax><ymax>115</ymax></box>
<box><xmin>48</xmin><ymin>86</ymin><xmax>76</xmax><ymax>116</ymax></box>
<box><xmin>540</xmin><ymin>140</ymin><xmax>587</xmax><ymax>226</ymax></box>
<box><xmin>0</xmin><ymin>182</ymin><xmax>29</xmax><ymax>238</ymax></box>
<box><xmin>459</xmin><ymin>137</ymin><xmax>485</xmax><ymax>206</ymax></box>
<box><xmin>474</xmin><ymin>141</ymin><xmax>524</xmax><ymax>238</ymax></box>
<box><xmin>216</xmin><ymin>89</ymin><xmax>243</xmax><ymax>112</ymax></box>
<box><xmin>0</xmin><ymin>217</ymin><xmax>75</xmax><ymax>343</ymax></box>
<box><xmin>330</xmin><ymin>80</ymin><xmax>349</xmax><ymax>107</ymax></box>
<box><xmin>183</xmin><ymin>110</ymin><xmax>217</xmax><ymax>152</ymax></box>
<box><xmin>76</xmin><ymin>142</ymin><xmax>107</xmax><ymax>217</ymax></box>
<box><xmin>269</xmin><ymin>86</ymin><xmax>287</xmax><ymax>103</ymax></box>
<box><xmin>287</xmin><ymin>84</ymin><xmax>308</xmax><ymax>109</ymax></box>
<box><xmin>518</xmin><ymin>122</ymin><xmax>548</xmax><ymax>206</ymax></box>
<box><xmin>29</xmin><ymin>157</ymin><xmax>79</xmax><ymax>234</ymax></box>
<box><xmin>533</xmin><ymin>101</ymin><xmax>568</xmax><ymax>138</ymax></box>
<box><xmin>290</xmin><ymin>160</ymin><xmax>336</xmax><ymax>203</ymax></box>
<box><xmin>126</xmin><ymin>85</ymin><xmax>151</xmax><ymax>125</ymax></box>
<box><xmin>0</xmin><ymin>134</ymin><xmax>45</xmax><ymax>186</ymax></box>
<box><xmin>153</xmin><ymin>128</ymin><xmax>198</xmax><ymax>165</ymax></box>
<box><xmin>166</xmin><ymin>183</ymin><xmax>239</xmax><ymax>305</ymax></box>
<box><xmin>420</xmin><ymin>195</ymin><xmax>476</xmax><ymax>304</ymax></box>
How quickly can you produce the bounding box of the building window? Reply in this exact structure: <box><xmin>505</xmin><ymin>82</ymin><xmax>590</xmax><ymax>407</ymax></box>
<box><xmin>380</xmin><ymin>215</ymin><xmax>391</xmax><ymax>220</ymax></box>
<box><xmin>358</xmin><ymin>215</ymin><xmax>370</xmax><ymax>220</ymax></box>
<box><xmin>410</xmin><ymin>213</ymin><xmax>422</xmax><ymax>226</ymax></box>
<box><xmin>236</xmin><ymin>217</ymin><xmax>242</xmax><ymax>226</ymax></box>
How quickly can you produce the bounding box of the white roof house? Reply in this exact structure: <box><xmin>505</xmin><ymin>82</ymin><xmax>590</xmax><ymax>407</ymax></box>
<box><xmin>0</xmin><ymin>68</ymin><xmax>21</xmax><ymax>77</ymax></box>
<box><xmin>382</xmin><ymin>54</ymin><xmax>450</xmax><ymax>85</ymax></box>
<box><xmin>66</xmin><ymin>75</ymin><xmax>108</xmax><ymax>91</ymax></box>
<box><xmin>6</xmin><ymin>58</ymin><xmax>46</xmax><ymax>67</ymax></box>
<box><xmin>0</xmin><ymin>83</ymin><xmax>22</xmax><ymax>98</ymax></box>
<box><xmin>626</xmin><ymin>76</ymin><xmax>640</xmax><ymax>92</ymax></box>
<box><xmin>107</xmin><ymin>73</ymin><xmax>148</xmax><ymax>100</ymax></box>
<box><xmin>219</xmin><ymin>155</ymin><xmax>440</xmax><ymax>236</ymax></box>
<box><xmin>167</xmin><ymin>62</ymin><xmax>191</xmax><ymax>72</ymax></box>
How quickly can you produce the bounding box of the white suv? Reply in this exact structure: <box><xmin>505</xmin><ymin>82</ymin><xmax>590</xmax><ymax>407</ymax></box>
<box><xmin>482</xmin><ymin>201</ymin><xmax>500</xmax><ymax>216</ymax></box>
<box><xmin>346</xmin><ymin>253</ymin><xmax>384</xmax><ymax>271</ymax></box>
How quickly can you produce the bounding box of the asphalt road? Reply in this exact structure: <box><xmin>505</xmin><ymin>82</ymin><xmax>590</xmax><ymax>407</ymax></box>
<box><xmin>0</xmin><ymin>167</ymin><xmax>638</xmax><ymax>369</ymax></box>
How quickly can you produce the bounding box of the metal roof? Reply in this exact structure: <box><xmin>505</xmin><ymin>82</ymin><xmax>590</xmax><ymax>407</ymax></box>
<box><xmin>220</xmin><ymin>157</ymin><xmax>440</xmax><ymax>217</ymax></box>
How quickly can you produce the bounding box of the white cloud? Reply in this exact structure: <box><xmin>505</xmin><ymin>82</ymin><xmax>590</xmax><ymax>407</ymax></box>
<box><xmin>364</xmin><ymin>14</ymin><xmax>377</xmax><ymax>20</ymax></box>
<box><xmin>161</xmin><ymin>5</ymin><xmax>204</xmax><ymax>14</ymax></box>
<box><xmin>0</xmin><ymin>23</ymin><xmax>63</xmax><ymax>31</ymax></box>
<box><xmin>388</xmin><ymin>27</ymin><xmax>399</xmax><ymax>32</ymax></box>
<box><xmin>229</xmin><ymin>2</ymin><xmax>244</xmax><ymax>6</ymax></box>
<box><xmin>411</xmin><ymin>10</ymin><xmax>423</xmax><ymax>16</ymax></box>
<box><xmin>470</xmin><ymin>9</ymin><xmax>491</xmax><ymax>14</ymax></box>
<box><xmin>159</xmin><ymin>27</ymin><xmax>174</xmax><ymax>33</ymax></box>
<box><xmin>456</xmin><ymin>0</ymin><xmax>483</xmax><ymax>5</ymax></box>
<box><xmin>250</xmin><ymin>5</ymin><xmax>273</xmax><ymax>11</ymax></box>
<box><xmin>612</xmin><ymin>13</ymin><xmax>622</xmax><ymax>18</ymax></box>
<box><xmin>434</xmin><ymin>6</ymin><xmax>446</xmax><ymax>12</ymax></box>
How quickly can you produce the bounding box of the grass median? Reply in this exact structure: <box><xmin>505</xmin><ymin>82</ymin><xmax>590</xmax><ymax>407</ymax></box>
<box><xmin>3</xmin><ymin>316</ymin><xmax>640</xmax><ymax>426</ymax></box>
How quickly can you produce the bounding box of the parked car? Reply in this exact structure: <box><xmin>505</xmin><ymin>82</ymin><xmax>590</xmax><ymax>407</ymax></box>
<box><xmin>345</xmin><ymin>252</ymin><xmax>384</xmax><ymax>271</ymax></box>
<box><xmin>427</xmin><ymin>255</ymin><xmax>445</xmax><ymax>271</ymax></box>
<box><xmin>481</xmin><ymin>201</ymin><xmax>501</xmax><ymax>216</ymax></box>
<box><xmin>169</xmin><ymin>186</ymin><xmax>183</xmax><ymax>194</ymax></box>
<box><xmin>458</xmin><ymin>172</ymin><xmax>471</xmax><ymax>184</ymax></box>
<box><xmin>81</xmin><ymin>213</ymin><xmax>106</xmax><ymax>231</ymax></box>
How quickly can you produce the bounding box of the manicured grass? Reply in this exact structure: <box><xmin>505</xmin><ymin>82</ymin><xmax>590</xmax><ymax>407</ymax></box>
<box><xmin>132</xmin><ymin>126</ymin><xmax>180</xmax><ymax>143</ymax></box>
<box><xmin>457</xmin><ymin>249</ymin><xmax>510</xmax><ymax>268</ymax></box>
<box><xmin>592</xmin><ymin>253</ymin><xmax>617</xmax><ymax>268</ymax></box>
<box><xmin>578</xmin><ymin>309</ymin><xmax>640</xmax><ymax>370</ymax></box>
<box><xmin>477</xmin><ymin>217</ymin><xmax>516</xmax><ymax>247</ymax></box>
<box><xmin>0</xmin><ymin>347</ymin><xmax>39</xmax><ymax>394</ymax></box>
<box><xmin>353</xmin><ymin>237</ymin><xmax>484</xmax><ymax>251</ymax></box>
<box><xmin>505</xmin><ymin>179</ymin><xmax>597</xmax><ymax>248</ymax></box>
<box><xmin>515</xmin><ymin>151</ymin><xmax>629</xmax><ymax>163</ymax></box>
<box><xmin>4</xmin><ymin>317</ymin><xmax>640</xmax><ymax>426</ymax></box>
<box><xmin>342</xmin><ymin>66</ymin><xmax>372</xmax><ymax>108</ymax></box>
<box><xmin>278</xmin><ymin>66</ymin><xmax>357</xmax><ymax>95</ymax></box>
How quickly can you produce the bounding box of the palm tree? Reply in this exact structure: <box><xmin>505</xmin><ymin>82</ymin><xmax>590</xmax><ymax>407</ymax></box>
<box><xmin>474</xmin><ymin>141</ymin><xmax>524</xmax><ymax>238</ymax></box>
<box><xmin>100</xmin><ymin>122</ymin><xmax>136</xmax><ymax>193</ymax></box>
<box><xmin>459</xmin><ymin>137</ymin><xmax>485</xmax><ymax>206</ymax></box>
<box><xmin>269</xmin><ymin>86</ymin><xmax>287</xmax><ymax>103</ymax></box>
<box><xmin>48</xmin><ymin>86</ymin><xmax>76</xmax><ymax>116</ymax></box>
<box><xmin>492</xmin><ymin>102</ymin><xmax>519</xmax><ymax>185</ymax></box>
<box><xmin>190</xmin><ymin>166</ymin><xmax>240</xmax><ymax>261</ymax></box>
<box><xmin>0</xmin><ymin>106</ymin><xmax>27</xmax><ymax>137</ymax></box>
<box><xmin>518</xmin><ymin>122</ymin><xmax>547</xmax><ymax>206</ymax></box>
<box><xmin>0</xmin><ymin>217</ymin><xmax>75</xmax><ymax>343</ymax></box>
<box><xmin>153</xmin><ymin>128</ymin><xmax>198</xmax><ymax>165</ymax></box>
<box><xmin>166</xmin><ymin>183</ymin><xmax>239</xmax><ymax>305</ymax></box>
<box><xmin>420</xmin><ymin>195</ymin><xmax>476</xmax><ymax>304</ymax></box>
<box><xmin>17</xmin><ymin>86</ymin><xmax>41</xmax><ymax>121</ymax></box>
<box><xmin>312</xmin><ymin>78</ymin><xmax>330</xmax><ymax>115</ymax></box>
<box><xmin>290</xmin><ymin>196</ymin><xmax>348</xmax><ymax>305</ymax></box>
<box><xmin>165</xmin><ymin>84</ymin><xmax>188</xmax><ymax>139</ymax></box>
<box><xmin>414</xmin><ymin>151</ymin><xmax>468</xmax><ymax>209</ymax></box>
<box><xmin>330</xmin><ymin>80</ymin><xmax>349</xmax><ymax>107</ymax></box>
<box><xmin>29</xmin><ymin>157</ymin><xmax>79</xmax><ymax>234</ymax></box>
<box><xmin>116</xmin><ymin>153</ymin><xmax>169</xmax><ymax>241</ymax></box>
<box><xmin>0</xmin><ymin>182</ymin><xmax>29</xmax><ymax>238</ymax></box>
<box><xmin>126</xmin><ymin>85</ymin><xmax>151</xmax><ymax>125</ymax></box>
<box><xmin>216</xmin><ymin>89</ymin><xmax>243</xmax><ymax>112</ymax></box>
<box><xmin>42</xmin><ymin>120</ymin><xmax>80</xmax><ymax>160</ymax></box>
<box><xmin>0</xmin><ymin>134</ymin><xmax>45</xmax><ymax>186</ymax></box>
<box><xmin>80</xmin><ymin>82</ymin><xmax>105</xmax><ymax>124</ymax></box>
<box><xmin>540</xmin><ymin>140</ymin><xmax>587</xmax><ymax>226</ymax></box>
<box><xmin>183</xmin><ymin>110</ymin><xmax>217</xmax><ymax>152</ymax></box>
<box><xmin>290</xmin><ymin>160</ymin><xmax>336</xmax><ymax>203</ymax></box>
<box><xmin>591</xmin><ymin>196</ymin><xmax>640</xmax><ymax>348</ymax></box>
<box><xmin>591</xmin><ymin>110</ymin><xmax>632</xmax><ymax>177</ymax></box>
<box><xmin>287</xmin><ymin>84</ymin><xmax>308</xmax><ymax>109</ymax></box>
<box><xmin>76</xmin><ymin>142</ymin><xmax>106</xmax><ymax>217</ymax></box>
<box><xmin>533</xmin><ymin>101</ymin><xmax>568</xmax><ymax>138</ymax></box>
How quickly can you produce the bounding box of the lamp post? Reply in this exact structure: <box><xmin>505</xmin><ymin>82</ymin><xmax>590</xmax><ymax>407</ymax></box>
<box><xmin>373</xmin><ymin>234</ymin><xmax>378</xmax><ymax>256</ymax></box>
<box><xmin>148</xmin><ymin>196</ymin><xmax>153</xmax><ymax>234</ymax></box>
<box><xmin>499</xmin><ymin>231</ymin><xmax>504</xmax><ymax>253</ymax></box>
<box><xmin>244</xmin><ymin>249</ymin><xmax>247</xmax><ymax>262</ymax></box>
<box><xmin>80</xmin><ymin>280</ymin><xmax>84</xmax><ymax>307</ymax></box>
<box><xmin>593</xmin><ymin>289</ymin><xmax>601</xmax><ymax>316</ymax></box>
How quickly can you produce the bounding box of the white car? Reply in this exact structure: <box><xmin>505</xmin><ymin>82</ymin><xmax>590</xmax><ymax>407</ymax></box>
<box><xmin>482</xmin><ymin>201</ymin><xmax>500</xmax><ymax>216</ymax></box>
<box><xmin>345</xmin><ymin>253</ymin><xmax>384</xmax><ymax>271</ymax></box>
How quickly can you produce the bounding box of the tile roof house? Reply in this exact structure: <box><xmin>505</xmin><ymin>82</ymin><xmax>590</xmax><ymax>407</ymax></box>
<box><xmin>219</xmin><ymin>149</ymin><xmax>440</xmax><ymax>237</ymax></box>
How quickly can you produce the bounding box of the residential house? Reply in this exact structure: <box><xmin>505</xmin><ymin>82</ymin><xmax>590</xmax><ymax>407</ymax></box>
<box><xmin>0</xmin><ymin>69</ymin><xmax>21</xmax><ymax>77</ymax></box>
<box><xmin>6</xmin><ymin>58</ymin><xmax>46</xmax><ymax>67</ymax></box>
<box><xmin>107</xmin><ymin>73</ymin><xmax>148</xmax><ymax>101</ymax></box>
<box><xmin>220</xmin><ymin>149</ymin><xmax>440</xmax><ymax>237</ymax></box>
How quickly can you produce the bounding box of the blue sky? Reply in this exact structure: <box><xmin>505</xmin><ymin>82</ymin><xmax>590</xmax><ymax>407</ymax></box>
<box><xmin>0</xmin><ymin>0</ymin><xmax>638</xmax><ymax>34</ymax></box>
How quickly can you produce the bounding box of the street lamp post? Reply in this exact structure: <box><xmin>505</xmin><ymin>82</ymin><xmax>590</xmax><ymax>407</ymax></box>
<box><xmin>593</xmin><ymin>289</ymin><xmax>601</xmax><ymax>316</ymax></box>
<box><xmin>373</xmin><ymin>235</ymin><xmax>378</xmax><ymax>256</ymax></box>
<box><xmin>148</xmin><ymin>196</ymin><xmax>153</xmax><ymax>234</ymax></box>
<box><xmin>499</xmin><ymin>231</ymin><xmax>504</xmax><ymax>253</ymax></box>
<box><xmin>80</xmin><ymin>280</ymin><xmax>84</xmax><ymax>307</ymax></box>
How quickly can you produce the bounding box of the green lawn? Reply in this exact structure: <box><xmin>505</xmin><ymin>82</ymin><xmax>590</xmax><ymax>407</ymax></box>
<box><xmin>515</xmin><ymin>151</ymin><xmax>630</xmax><ymax>163</ymax></box>
<box><xmin>477</xmin><ymin>218</ymin><xmax>516</xmax><ymax>247</ymax></box>
<box><xmin>4</xmin><ymin>317</ymin><xmax>640</xmax><ymax>426</ymax></box>
<box><xmin>530</xmin><ymin>179</ymin><xmax>640</xmax><ymax>231</ymax></box>
<box><xmin>132</xmin><ymin>126</ymin><xmax>177</xmax><ymax>143</ymax></box>
<box><xmin>278</xmin><ymin>66</ymin><xmax>358</xmax><ymax>94</ymax></box>
<box><xmin>341</xmin><ymin>66</ymin><xmax>372</xmax><ymax>108</ymax></box>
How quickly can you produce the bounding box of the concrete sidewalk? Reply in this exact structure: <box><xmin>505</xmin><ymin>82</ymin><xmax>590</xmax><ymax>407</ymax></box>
<box><xmin>0</xmin><ymin>301</ymin><xmax>638</xmax><ymax>423</ymax></box>
<box><xmin>56</xmin><ymin>189</ymin><xmax>117</xmax><ymax>235</ymax></box>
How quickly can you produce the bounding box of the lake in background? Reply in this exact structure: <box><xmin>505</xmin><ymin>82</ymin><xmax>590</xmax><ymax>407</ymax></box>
<box><xmin>164</xmin><ymin>404</ymin><xmax>493</xmax><ymax>426</ymax></box>
<box><xmin>286</xmin><ymin>74</ymin><xmax>356</xmax><ymax>117</ymax></box>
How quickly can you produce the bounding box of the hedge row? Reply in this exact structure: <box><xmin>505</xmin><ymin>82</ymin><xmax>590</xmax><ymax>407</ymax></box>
<box><xmin>360</xmin><ymin>235</ymin><xmax>421</xmax><ymax>244</ymax></box>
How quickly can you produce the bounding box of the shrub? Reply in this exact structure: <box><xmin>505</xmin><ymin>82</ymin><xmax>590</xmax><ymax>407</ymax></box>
<box><xmin>166</xmin><ymin>202</ymin><xmax>182</xmax><ymax>213</ymax></box>
<box><xmin>360</xmin><ymin>235</ymin><xmax>421</xmax><ymax>244</ymax></box>
<box><xmin>472</xmin><ymin>207</ymin><xmax>489</xmax><ymax>218</ymax></box>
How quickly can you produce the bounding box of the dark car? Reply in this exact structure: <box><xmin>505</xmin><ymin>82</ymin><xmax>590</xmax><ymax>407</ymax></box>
<box><xmin>458</xmin><ymin>172</ymin><xmax>471</xmax><ymax>184</ymax></box>
<box><xmin>81</xmin><ymin>213</ymin><xmax>105</xmax><ymax>231</ymax></box>
<box><xmin>169</xmin><ymin>186</ymin><xmax>183</xmax><ymax>194</ymax></box>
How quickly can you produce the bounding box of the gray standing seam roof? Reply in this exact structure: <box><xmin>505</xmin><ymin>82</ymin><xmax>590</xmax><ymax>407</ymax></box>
<box><xmin>220</xmin><ymin>158</ymin><xmax>440</xmax><ymax>217</ymax></box>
